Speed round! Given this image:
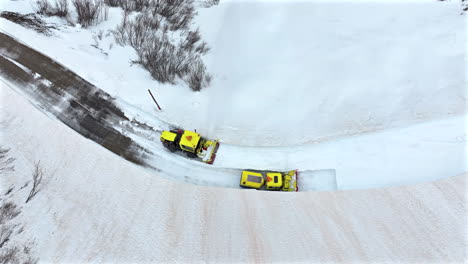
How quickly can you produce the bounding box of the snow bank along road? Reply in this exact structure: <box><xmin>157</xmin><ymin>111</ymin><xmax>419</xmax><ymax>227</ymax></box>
<box><xmin>1</xmin><ymin>82</ymin><xmax>466</xmax><ymax>262</ymax></box>
<box><xmin>0</xmin><ymin>31</ymin><xmax>466</xmax><ymax>191</ymax></box>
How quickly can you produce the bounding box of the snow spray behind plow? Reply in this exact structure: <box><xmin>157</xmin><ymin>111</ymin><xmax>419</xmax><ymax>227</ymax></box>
<box><xmin>297</xmin><ymin>169</ymin><xmax>337</xmax><ymax>191</ymax></box>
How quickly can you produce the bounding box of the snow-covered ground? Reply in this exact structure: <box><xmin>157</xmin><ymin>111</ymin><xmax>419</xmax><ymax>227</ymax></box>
<box><xmin>0</xmin><ymin>0</ymin><xmax>466</xmax><ymax>191</ymax></box>
<box><xmin>0</xmin><ymin>0</ymin><xmax>467</xmax><ymax>261</ymax></box>
<box><xmin>193</xmin><ymin>1</ymin><xmax>466</xmax><ymax>146</ymax></box>
<box><xmin>1</xmin><ymin>82</ymin><xmax>466</xmax><ymax>262</ymax></box>
<box><xmin>1</xmin><ymin>0</ymin><xmax>465</xmax><ymax>146</ymax></box>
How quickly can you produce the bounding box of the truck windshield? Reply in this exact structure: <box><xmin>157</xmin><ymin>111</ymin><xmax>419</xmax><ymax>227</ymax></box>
<box><xmin>247</xmin><ymin>175</ymin><xmax>262</xmax><ymax>183</ymax></box>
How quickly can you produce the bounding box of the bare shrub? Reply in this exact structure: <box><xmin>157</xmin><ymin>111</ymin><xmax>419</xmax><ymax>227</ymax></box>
<box><xmin>114</xmin><ymin>10</ymin><xmax>165</xmax><ymax>48</ymax></box>
<box><xmin>104</xmin><ymin>0</ymin><xmax>122</xmax><ymax>7</ymax></box>
<box><xmin>137</xmin><ymin>36</ymin><xmax>178</xmax><ymax>83</ymax></box>
<box><xmin>152</xmin><ymin>0</ymin><xmax>195</xmax><ymax>31</ymax></box>
<box><xmin>0</xmin><ymin>147</ymin><xmax>14</xmax><ymax>174</ymax></box>
<box><xmin>186</xmin><ymin>58</ymin><xmax>211</xmax><ymax>91</ymax></box>
<box><xmin>33</xmin><ymin>0</ymin><xmax>52</xmax><ymax>15</ymax></box>
<box><xmin>33</xmin><ymin>0</ymin><xmax>69</xmax><ymax>17</ymax></box>
<box><xmin>113</xmin><ymin>0</ymin><xmax>211</xmax><ymax>91</ymax></box>
<box><xmin>111</xmin><ymin>0</ymin><xmax>152</xmax><ymax>12</ymax></box>
<box><xmin>130</xmin><ymin>0</ymin><xmax>151</xmax><ymax>12</ymax></box>
<box><xmin>0</xmin><ymin>11</ymin><xmax>57</xmax><ymax>35</ymax></box>
<box><xmin>54</xmin><ymin>0</ymin><xmax>69</xmax><ymax>17</ymax></box>
<box><xmin>0</xmin><ymin>202</ymin><xmax>20</xmax><ymax>225</ymax></box>
<box><xmin>0</xmin><ymin>226</ymin><xmax>13</xmax><ymax>249</ymax></box>
<box><xmin>180</xmin><ymin>29</ymin><xmax>209</xmax><ymax>54</ymax></box>
<box><xmin>0</xmin><ymin>245</ymin><xmax>37</xmax><ymax>264</ymax></box>
<box><xmin>25</xmin><ymin>162</ymin><xmax>44</xmax><ymax>204</ymax></box>
<box><xmin>111</xmin><ymin>0</ymin><xmax>195</xmax><ymax>30</ymax></box>
<box><xmin>200</xmin><ymin>0</ymin><xmax>220</xmax><ymax>8</ymax></box>
<box><xmin>0</xmin><ymin>202</ymin><xmax>21</xmax><ymax>249</ymax></box>
<box><xmin>0</xmin><ymin>246</ymin><xmax>19</xmax><ymax>264</ymax></box>
<box><xmin>72</xmin><ymin>0</ymin><xmax>108</xmax><ymax>27</ymax></box>
<box><xmin>23</xmin><ymin>256</ymin><xmax>38</xmax><ymax>264</ymax></box>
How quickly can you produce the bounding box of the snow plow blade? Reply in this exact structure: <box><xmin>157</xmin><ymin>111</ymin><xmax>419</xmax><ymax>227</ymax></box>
<box><xmin>282</xmin><ymin>170</ymin><xmax>299</xmax><ymax>192</ymax></box>
<box><xmin>199</xmin><ymin>139</ymin><xmax>220</xmax><ymax>165</ymax></box>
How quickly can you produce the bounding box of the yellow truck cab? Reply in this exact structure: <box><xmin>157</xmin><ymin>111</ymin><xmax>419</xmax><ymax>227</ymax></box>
<box><xmin>160</xmin><ymin>129</ymin><xmax>201</xmax><ymax>158</ymax></box>
<box><xmin>265</xmin><ymin>172</ymin><xmax>283</xmax><ymax>190</ymax></box>
<box><xmin>160</xmin><ymin>129</ymin><xmax>220</xmax><ymax>164</ymax></box>
<box><xmin>178</xmin><ymin>130</ymin><xmax>201</xmax><ymax>153</ymax></box>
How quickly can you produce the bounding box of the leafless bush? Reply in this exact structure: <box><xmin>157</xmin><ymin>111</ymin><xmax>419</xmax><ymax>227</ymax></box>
<box><xmin>33</xmin><ymin>0</ymin><xmax>69</xmax><ymax>17</ymax></box>
<box><xmin>22</xmin><ymin>256</ymin><xmax>38</xmax><ymax>264</ymax></box>
<box><xmin>0</xmin><ymin>12</ymin><xmax>56</xmax><ymax>35</ymax></box>
<box><xmin>0</xmin><ymin>246</ymin><xmax>19</xmax><ymax>264</ymax></box>
<box><xmin>111</xmin><ymin>0</ymin><xmax>195</xmax><ymax>30</ymax></box>
<box><xmin>0</xmin><ymin>226</ymin><xmax>13</xmax><ymax>249</ymax></box>
<box><xmin>113</xmin><ymin>0</ymin><xmax>211</xmax><ymax>91</ymax></box>
<box><xmin>130</xmin><ymin>0</ymin><xmax>151</xmax><ymax>12</ymax></box>
<box><xmin>0</xmin><ymin>202</ymin><xmax>21</xmax><ymax>249</ymax></box>
<box><xmin>0</xmin><ymin>246</ymin><xmax>37</xmax><ymax>264</ymax></box>
<box><xmin>0</xmin><ymin>147</ymin><xmax>14</xmax><ymax>174</ymax></box>
<box><xmin>106</xmin><ymin>0</ymin><xmax>149</xmax><ymax>12</ymax></box>
<box><xmin>137</xmin><ymin>36</ymin><xmax>178</xmax><ymax>83</ymax></box>
<box><xmin>186</xmin><ymin>58</ymin><xmax>211</xmax><ymax>91</ymax></box>
<box><xmin>150</xmin><ymin>0</ymin><xmax>195</xmax><ymax>30</ymax></box>
<box><xmin>131</xmin><ymin>32</ymin><xmax>210</xmax><ymax>89</ymax></box>
<box><xmin>0</xmin><ymin>202</ymin><xmax>20</xmax><ymax>225</ymax></box>
<box><xmin>180</xmin><ymin>29</ymin><xmax>209</xmax><ymax>54</ymax></box>
<box><xmin>0</xmin><ymin>208</ymin><xmax>38</xmax><ymax>263</ymax></box>
<box><xmin>54</xmin><ymin>0</ymin><xmax>69</xmax><ymax>17</ymax></box>
<box><xmin>0</xmin><ymin>193</ymin><xmax>37</xmax><ymax>263</ymax></box>
<box><xmin>25</xmin><ymin>162</ymin><xmax>44</xmax><ymax>204</ymax></box>
<box><xmin>114</xmin><ymin>10</ymin><xmax>165</xmax><ymax>48</ymax></box>
<box><xmin>72</xmin><ymin>0</ymin><xmax>108</xmax><ymax>27</ymax></box>
<box><xmin>104</xmin><ymin>0</ymin><xmax>122</xmax><ymax>7</ymax></box>
<box><xmin>111</xmin><ymin>0</ymin><xmax>153</xmax><ymax>12</ymax></box>
<box><xmin>200</xmin><ymin>0</ymin><xmax>220</xmax><ymax>8</ymax></box>
<box><xmin>33</xmin><ymin>0</ymin><xmax>52</xmax><ymax>15</ymax></box>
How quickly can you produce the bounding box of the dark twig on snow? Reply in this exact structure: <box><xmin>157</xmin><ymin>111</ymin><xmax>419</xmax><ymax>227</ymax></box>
<box><xmin>0</xmin><ymin>147</ymin><xmax>14</xmax><ymax>174</ymax></box>
<box><xmin>25</xmin><ymin>161</ymin><xmax>44</xmax><ymax>204</ymax></box>
<box><xmin>0</xmin><ymin>11</ymin><xmax>56</xmax><ymax>34</ymax></box>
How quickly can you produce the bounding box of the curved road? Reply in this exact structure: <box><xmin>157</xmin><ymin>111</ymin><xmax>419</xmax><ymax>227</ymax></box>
<box><xmin>0</xmin><ymin>32</ymin><xmax>464</xmax><ymax>191</ymax></box>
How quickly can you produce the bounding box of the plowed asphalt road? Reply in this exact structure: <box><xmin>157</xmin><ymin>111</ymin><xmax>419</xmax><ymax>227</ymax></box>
<box><xmin>0</xmin><ymin>32</ymin><xmax>154</xmax><ymax>166</ymax></box>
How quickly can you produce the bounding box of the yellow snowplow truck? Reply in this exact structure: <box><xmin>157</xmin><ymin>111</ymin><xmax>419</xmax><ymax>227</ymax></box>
<box><xmin>240</xmin><ymin>170</ymin><xmax>298</xmax><ymax>192</ymax></box>
<box><xmin>160</xmin><ymin>129</ymin><xmax>219</xmax><ymax>164</ymax></box>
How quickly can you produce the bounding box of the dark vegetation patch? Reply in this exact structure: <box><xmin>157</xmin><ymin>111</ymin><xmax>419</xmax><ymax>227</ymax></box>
<box><xmin>33</xmin><ymin>0</ymin><xmax>108</xmax><ymax>27</ymax></box>
<box><xmin>72</xmin><ymin>0</ymin><xmax>108</xmax><ymax>27</ymax></box>
<box><xmin>112</xmin><ymin>0</ymin><xmax>212</xmax><ymax>91</ymax></box>
<box><xmin>0</xmin><ymin>148</ymin><xmax>39</xmax><ymax>264</ymax></box>
<box><xmin>34</xmin><ymin>0</ymin><xmax>69</xmax><ymax>17</ymax></box>
<box><xmin>200</xmin><ymin>0</ymin><xmax>220</xmax><ymax>8</ymax></box>
<box><xmin>26</xmin><ymin>0</ymin><xmax>214</xmax><ymax>91</ymax></box>
<box><xmin>0</xmin><ymin>11</ymin><xmax>56</xmax><ymax>35</ymax></box>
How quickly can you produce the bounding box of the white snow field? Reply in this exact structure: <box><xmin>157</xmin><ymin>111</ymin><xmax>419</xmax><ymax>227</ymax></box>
<box><xmin>0</xmin><ymin>0</ymin><xmax>466</xmax><ymax>190</ymax></box>
<box><xmin>0</xmin><ymin>0</ymin><xmax>465</xmax><ymax>146</ymax></box>
<box><xmin>193</xmin><ymin>1</ymin><xmax>466</xmax><ymax>147</ymax></box>
<box><xmin>1</xmin><ymin>83</ymin><xmax>466</xmax><ymax>263</ymax></box>
<box><xmin>0</xmin><ymin>0</ymin><xmax>467</xmax><ymax>261</ymax></box>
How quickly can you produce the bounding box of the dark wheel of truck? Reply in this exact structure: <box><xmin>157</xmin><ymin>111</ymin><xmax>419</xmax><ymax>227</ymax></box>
<box><xmin>163</xmin><ymin>141</ymin><xmax>177</xmax><ymax>152</ymax></box>
<box><xmin>186</xmin><ymin>152</ymin><xmax>198</xmax><ymax>158</ymax></box>
<box><xmin>168</xmin><ymin>144</ymin><xmax>178</xmax><ymax>152</ymax></box>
